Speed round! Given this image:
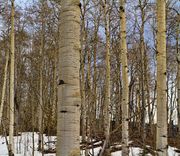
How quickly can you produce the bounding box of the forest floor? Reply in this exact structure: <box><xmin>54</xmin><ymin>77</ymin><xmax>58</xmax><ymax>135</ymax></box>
<box><xmin>0</xmin><ymin>132</ymin><xmax>179</xmax><ymax>156</ymax></box>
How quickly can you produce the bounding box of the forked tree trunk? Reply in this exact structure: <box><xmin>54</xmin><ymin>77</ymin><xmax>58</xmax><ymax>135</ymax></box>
<box><xmin>0</xmin><ymin>51</ymin><xmax>9</xmax><ymax>126</ymax></box>
<box><xmin>119</xmin><ymin>0</ymin><xmax>129</xmax><ymax>155</ymax></box>
<box><xmin>57</xmin><ymin>0</ymin><xmax>81</xmax><ymax>155</ymax></box>
<box><xmin>156</xmin><ymin>0</ymin><xmax>168</xmax><ymax>155</ymax></box>
<box><xmin>9</xmin><ymin>0</ymin><xmax>15</xmax><ymax>155</ymax></box>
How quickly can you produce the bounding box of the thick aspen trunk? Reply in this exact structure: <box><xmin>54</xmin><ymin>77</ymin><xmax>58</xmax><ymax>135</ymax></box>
<box><xmin>120</xmin><ymin>0</ymin><xmax>129</xmax><ymax>155</ymax></box>
<box><xmin>0</xmin><ymin>51</ymin><xmax>9</xmax><ymax>126</ymax></box>
<box><xmin>156</xmin><ymin>0</ymin><xmax>168</xmax><ymax>155</ymax></box>
<box><xmin>57</xmin><ymin>0</ymin><xmax>81</xmax><ymax>155</ymax></box>
<box><xmin>9</xmin><ymin>0</ymin><xmax>15</xmax><ymax>155</ymax></box>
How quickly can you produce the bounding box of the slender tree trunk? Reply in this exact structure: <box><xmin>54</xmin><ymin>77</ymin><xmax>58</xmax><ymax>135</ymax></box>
<box><xmin>99</xmin><ymin>1</ymin><xmax>111</xmax><ymax>155</ymax></box>
<box><xmin>80</xmin><ymin>0</ymin><xmax>87</xmax><ymax>143</ymax></box>
<box><xmin>120</xmin><ymin>0</ymin><xmax>129</xmax><ymax>155</ymax></box>
<box><xmin>92</xmin><ymin>16</ymin><xmax>99</xmax><ymax>136</ymax></box>
<box><xmin>178</xmin><ymin>60</ymin><xmax>180</xmax><ymax>134</ymax></box>
<box><xmin>9</xmin><ymin>0</ymin><xmax>15</xmax><ymax>155</ymax></box>
<box><xmin>38</xmin><ymin>1</ymin><xmax>45</xmax><ymax>154</ymax></box>
<box><xmin>177</xmin><ymin>22</ymin><xmax>180</xmax><ymax>135</ymax></box>
<box><xmin>139</xmin><ymin>0</ymin><xmax>146</xmax><ymax>143</ymax></box>
<box><xmin>52</xmin><ymin>53</ymin><xmax>57</xmax><ymax>128</ymax></box>
<box><xmin>38</xmin><ymin>17</ymin><xmax>44</xmax><ymax>156</ymax></box>
<box><xmin>57</xmin><ymin>0</ymin><xmax>81</xmax><ymax>155</ymax></box>
<box><xmin>0</xmin><ymin>51</ymin><xmax>9</xmax><ymax>125</ymax></box>
<box><xmin>85</xmin><ymin>48</ymin><xmax>92</xmax><ymax>156</ymax></box>
<box><xmin>156</xmin><ymin>0</ymin><xmax>168</xmax><ymax>155</ymax></box>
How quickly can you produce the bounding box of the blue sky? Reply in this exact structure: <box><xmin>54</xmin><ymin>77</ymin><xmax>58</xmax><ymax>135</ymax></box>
<box><xmin>16</xmin><ymin>0</ymin><xmax>34</xmax><ymax>8</ymax></box>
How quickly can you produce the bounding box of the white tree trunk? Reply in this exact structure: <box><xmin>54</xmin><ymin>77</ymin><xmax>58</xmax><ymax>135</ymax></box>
<box><xmin>99</xmin><ymin>1</ymin><xmax>111</xmax><ymax>155</ymax></box>
<box><xmin>0</xmin><ymin>51</ymin><xmax>9</xmax><ymax>126</ymax></box>
<box><xmin>38</xmin><ymin>17</ymin><xmax>44</xmax><ymax>155</ymax></box>
<box><xmin>156</xmin><ymin>0</ymin><xmax>168</xmax><ymax>155</ymax></box>
<box><xmin>9</xmin><ymin>0</ymin><xmax>15</xmax><ymax>155</ymax></box>
<box><xmin>57</xmin><ymin>0</ymin><xmax>81</xmax><ymax>155</ymax></box>
<box><xmin>120</xmin><ymin>0</ymin><xmax>129</xmax><ymax>155</ymax></box>
<box><xmin>38</xmin><ymin>1</ymin><xmax>46</xmax><ymax>153</ymax></box>
<box><xmin>177</xmin><ymin>49</ymin><xmax>180</xmax><ymax>134</ymax></box>
<box><xmin>176</xmin><ymin>20</ymin><xmax>180</xmax><ymax>135</ymax></box>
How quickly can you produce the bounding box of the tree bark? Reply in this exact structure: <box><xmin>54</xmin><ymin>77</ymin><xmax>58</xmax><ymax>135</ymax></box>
<box><xmin>156</xmin><ymin>0</ymin><xmax>168</xmax><ymax>155</ymax></box>
<box><xmin>0</xmin><ymin>51</ymin><xmax>9</xmax><ymax>126</ymax></box>
<box><xmin>9</xmin><ymin>0</ymin><xmax>15</xmax><ymax>155</ymax></box>
<box><xmin>57</xmin><ymin>0</ymin><xmax>81</xmax><ymax>155</ymax></box>
<box><xmin>139</xmin><ymin>0</ymin><xmax>146</xmax><ymax>143</ymax></box>
<box><xmin>38</xmin><ymin>2</ymin><xmax>45</xmax><ymax>153</ymax></box>
<box><xmin>120</xmin><ymin>0</ymin><xmax>129</xmax><ymax>155</ymax></box>
<box><xmin>177</xmin><ymin>22</ymin><xmax>180</xmax><ymax>135</ymax></box>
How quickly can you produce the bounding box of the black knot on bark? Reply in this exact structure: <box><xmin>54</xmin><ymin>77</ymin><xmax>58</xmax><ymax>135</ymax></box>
<box><xmin>120</xmin><ymin>6</ymin><xmax>124</xmax><ymax>12</ymax></box>
<box><xmin>60</xmin><ymin>110</ymin><xmax>67</xmax><ymax>113</ymax></box>
<box><xmin>78</xmin><ymin>2</ymin><xmax>81</xmax><ymax>8</ymax></box>
<box><xmin>59</xmin><ymin>80</ymin><xmax>65</xmax><ymax>85</ymax></box>
<box><xmin>76</xmin><ymin>104</ymin><xmax>80</xmax><ymax>107</ymax></box>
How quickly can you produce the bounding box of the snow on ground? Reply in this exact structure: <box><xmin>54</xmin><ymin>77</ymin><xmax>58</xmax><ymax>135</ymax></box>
<box><xmin>0</xmin><ymin>132</ymin><xmax>56</xmax><ymax>156</ymax></box>
<box><xmin>81</xmin><ymin>147</ymin><xmax>179</xmax><ymax>156</ymax></box>
<box><xmin>0</xmin><ymin>132</ymin><xmax>179</xmax><ymax>156</ymax></box>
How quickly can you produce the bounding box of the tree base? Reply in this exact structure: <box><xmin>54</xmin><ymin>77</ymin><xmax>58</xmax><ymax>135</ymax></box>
<box><xmin>103</xmin><ymin>149</ymin><xmax>111</xmax><ymax>156</ymax></box>
<box><xmin>69</xmin><ymin>148</ymin><xmax>80</xmax><ymax>156</ymax></box>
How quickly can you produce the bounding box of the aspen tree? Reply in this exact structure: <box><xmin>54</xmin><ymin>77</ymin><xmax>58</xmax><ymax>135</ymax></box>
<box><xmin>120</xmin><ymin>0</ymin><xmax>129</xmax><ymax>155</ymax></box>
<box><xmin>177</xmin><ymin>22</ymin><xmax>180</xmax><ymax>135</ymax></box>
<box><xmin>138</xmin><ymin>0</ymin><xmax>146</xmax><ymax>139</ymax></box>
<box><xmin>9</xmin><ymin>0</ymin><xmax>15</xmax><ymax>155</ymax></box>
<box><xmin>99</xmin><ymin>0</ymin><xmax>111</xmax><ymax>155</ymax></box>
<box><xmin>178</xmin><ymin>56</ymin><xmax>180</xmax><ymax>134</ymax></box>
<box><xmin>156</xmin><ymin>0</ymin><xmax>168</xmax><ymax>155</ymax></box>
<box><xmin>92</xmin><ymin>13</ymin><xmax>100</xmax><ymax>134</ymax></box>
<box><xmin>38</xmin><ymin>0</ymin><xmax>45</xmax><ymax>153</ymax></box>
<box><xmin>80</xmin><ymin>0</ymin><xmax>87</xmax><ymax>143</ymax></box>
<box><xmin>0</xmin><ymin>51</ymin><xmax>9</xmax><ymax>126</ymax></box>
<box><xmin>57</xmin><ymin>0</ymin><xmax>81</xmax><ymax>155</ymax></box>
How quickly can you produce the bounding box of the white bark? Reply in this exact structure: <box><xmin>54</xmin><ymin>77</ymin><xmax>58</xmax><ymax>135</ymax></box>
<box><xmin>178</xmin><ymin>56</ymin><xmax>180</xmax><ymax>135</ymax></box>
<box><xmin>120</xmin><ymin>0</ymin><xmax>129</xmax><ymax>155</ymax></box>
<box><xmin>0</xmin><ymin>51</ymin><xmax>9</xmax><ymax>126</ymax></box>
<box><xmin>57</xmin><ymin>0</ymin><xmax>81</xmax><ymax>155</ymax></box>
<box><xmin>156</xmin><ymin>0</ymin><xmax>168</xmax><ymax>155</ymax></box>
<box><xmin>99</xmin><ymin>1</ymin><xmax>111</xmax><ymax>155</ymax></box>
<box><xmin>176</xmin><ymin>19</ymin><xmax>180</xmax><ymax>135</ymax></box>
<box><xmin>9</xmin><ymin>0</ymin><xmax>15</xmax><ymax>155</ymax></box>
<box><xmin>38</xmin><ymin>1</ymin><xmax>45</xmax><ymax>153</ymax></box>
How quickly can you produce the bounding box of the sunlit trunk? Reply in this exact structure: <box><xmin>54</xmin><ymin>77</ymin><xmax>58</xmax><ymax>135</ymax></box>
<box><xmin>0</xmin><ymin>51</ymin><xmax>9</xmax><ymax>126</ymax></box>
<box><xmin>120</xmin><ymin>0</ymin><xmax>129</xmax><ymax>155</ymax></box>
<box><xmin>156</xmin><ymin>0</ymin><xmax>168</xmax><ymax>155</ymax></box>
<box><xmin>57</xmin><ymin>0</ymin><xmax>81</xmax><ymax>155</ymax></box>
